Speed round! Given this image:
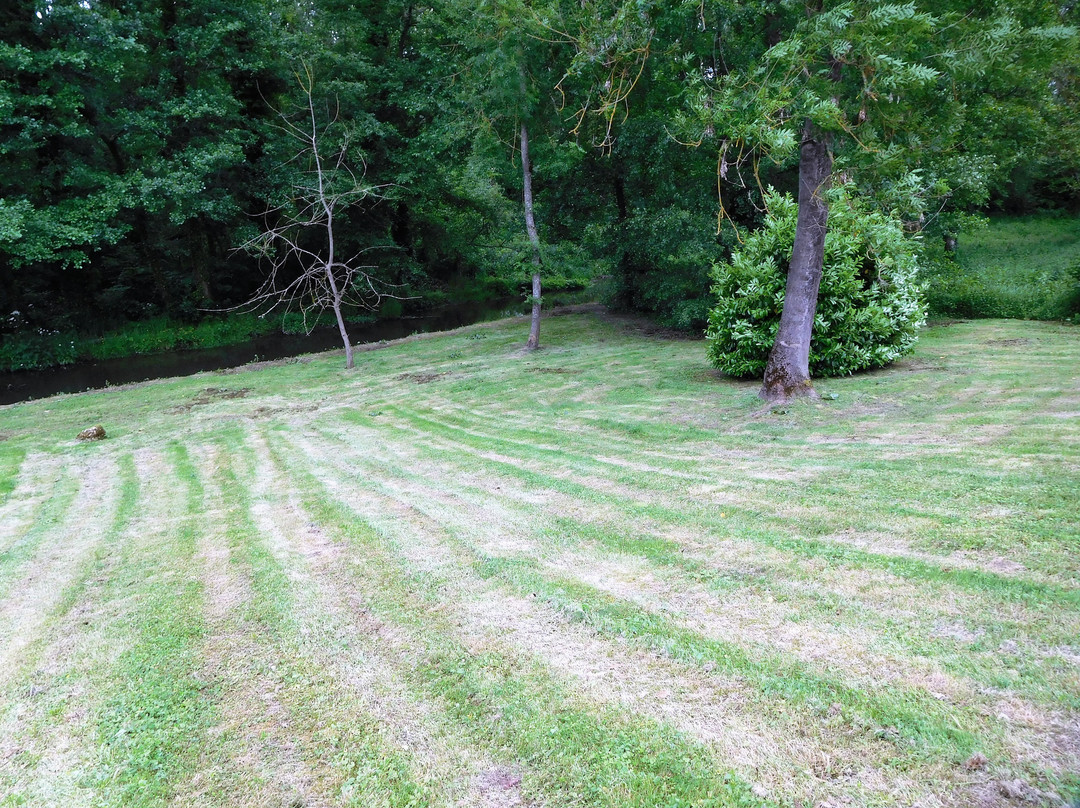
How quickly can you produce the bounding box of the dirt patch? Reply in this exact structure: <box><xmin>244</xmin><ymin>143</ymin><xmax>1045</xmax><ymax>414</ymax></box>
<box><xmin>397</xmin><ymin>371</ymin><xmax>449</xmax><ymax>384</ymax></box>
<box><xmin>984</xmin><ymin>338</ymin><xmax>1032</xmax><ymax>347</ymax></box>
<box><xmin>470</xmin><ymin>766</ymin><xmax>528</xmax><ymax>807</ymax></box>
<box><xmin>248</xmin><ymin>403</ymin><xmax>319</xmax><ymax>420</ymax></box>
<box><xmin>165</xmin><ymin>387</ymin><xmax>251</xmax><ymax>414</ymax></box>
<box><xmin>931</xmin><ymin>620</ymin><xmax>985</xmax><ymax>645</ymax></box>
<box><xmin>987</xmin><ymin>556</ymin><xmax>1027</xmax><ymax>575</ymax></box>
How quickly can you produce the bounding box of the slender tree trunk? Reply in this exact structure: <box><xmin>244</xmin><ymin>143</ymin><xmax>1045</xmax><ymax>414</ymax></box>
<box><xmin>328</xmin><ymin>279</ymin><xmax>354</xmax><ymax>370</ymax></box>
<box><xmin>760</xmin><ymin>119</ymin><xmax>832</xmax><ymax>403</ymax></box>
<box><xmin>308</xmin><ymin>84</ymin><xmax>354</xmax><ymax>370</ymax></box>
<box><xmin>521</xmin><ymin>122</ymin><xmax>542</xmax><ymax>351</ymax></box>
<box><xmin>323</xmin><ymin>230</ymin><xmax>354</xmax><ymax>369</ymax></box>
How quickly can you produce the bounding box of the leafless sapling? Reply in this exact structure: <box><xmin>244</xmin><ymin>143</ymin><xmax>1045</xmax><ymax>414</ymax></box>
<box><xmin>239</xmin><ymin>64</ymin><xmax>391</xmax><ymax>370</ymax></box>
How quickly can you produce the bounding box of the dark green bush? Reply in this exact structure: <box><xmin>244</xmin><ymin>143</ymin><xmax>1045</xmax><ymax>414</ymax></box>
<box><xmin>0</xmin><ymin>330</ymin><xmax>79</xmax><ymax>371</ymax></box>
<box><xmin>706</xmin><ymin>189</ymin><xmax>927</xmax><ymax>378</ymax></box>
<box><xmin>605</xmin><ymin>206</ymin><xmax>725</xmax><ymax>332</ymax></box>
<box><xmin>85</xmin><ymin>315</ymin><xmax>276</xmax><ymax>361</ymax></box>
<box><xmin>921</xmin><ymin>252</ymin><xmax>1080</xmax><ymax>321</ymax></box>
<box><xmin>1064</xmin><ymin>260</ymin><xmax>1080</xmax><ymax>321</ymax></box>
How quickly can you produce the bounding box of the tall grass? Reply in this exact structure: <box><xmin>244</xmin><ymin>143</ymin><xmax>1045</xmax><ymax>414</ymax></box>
<box><xmin>0</xmin><ymin>315</ymin><xmax>280</xmax><ymax>373</ymax></box>
<box><xmin>922</xmin><ymin>215</ymin><xmax>1080</xmax><ymax>320</ymax></box>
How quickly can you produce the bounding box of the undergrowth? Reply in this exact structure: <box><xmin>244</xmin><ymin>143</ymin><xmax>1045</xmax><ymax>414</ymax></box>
<box><xmin>922</xmin><ymin>215</ymin><xmax>1080</xmax><ymax>320</ymax></box>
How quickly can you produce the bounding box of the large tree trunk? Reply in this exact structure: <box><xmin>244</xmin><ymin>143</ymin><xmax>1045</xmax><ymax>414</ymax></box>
<box><xmin>521</xmin><ymin>122</ymin><xmax>542</xmax><ymax>351</ymax></box>
<box><xmin>760</xmin><ymin>120</ymin><xmax>833</xmax><ymax>403</ymax></box>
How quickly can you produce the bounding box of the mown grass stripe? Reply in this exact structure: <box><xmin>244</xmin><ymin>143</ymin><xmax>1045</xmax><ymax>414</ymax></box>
<box><xmin>0</xmin><ymin>443</ymin><xmax>28</xmax><ymax>506</ymax></box>
<box><xmin>93</xmin><ymin>444</ymin><xmax>216</xmax><ymax>807</ymax></box>
<box><xmin>373</xmin><ymin>407</ymin><xmax>1080</xmax><ymax>611</ymax></box>
<box><xmin>0</xmin><ymin>454</ymin><xmax>133</xmax><ymax>683</ymax></box>
<box><xmin>0</xmin><ymin>465</ymin><xmax>80</xmax><ymax>593</ymax></box>
<box><xmin>270</xmin><ymin>428</ymin><xmax>770</xmax><ymax>808</ymax></box>
<box><xmin>53</xmin><ymin>458</ymin><xmax>139</xmax><ymax>618</ymax></box>
<box><xmin>0</xmin><ymin>453</ymin><xmax>138</xmax><ymax>806</ymax></box>
<box><xmin>374</xmin><ymin>382</ymin><xmax>1080</xmax><ymax>559</ymax></box>
<box><xmin>291</xmin><ymin>429</ymin><xmax>989</xmax><ymax>764</ymax></box>
<box><xmin>306</xmin><ymin>420</ymin><xmax>1080</xmax><ymax>698</ymax></box>
<box><xmin>312</xmin><ymin>418</ymin><xmax>1080</xmax><ymax>713</ymax></box>
<box><xmin>208</xmin><ymin>427</ymin><xmax>443</xmax><ymax>807</ymax></box>
<box><xmin>483</xmin><ymin>556</ymin><xmax>982</xmax><ymax>759</ymax></box>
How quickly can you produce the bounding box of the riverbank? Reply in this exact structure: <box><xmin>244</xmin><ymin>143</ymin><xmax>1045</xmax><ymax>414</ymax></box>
<box><xmin>0</xmin><ymin>272</ymin><xmax>595</xmax><ymax>375</ymax></box>
<box><xmin>0</xmin><ymin>294</ymin><xmax>600</xmax><ymax>404</ymax></box>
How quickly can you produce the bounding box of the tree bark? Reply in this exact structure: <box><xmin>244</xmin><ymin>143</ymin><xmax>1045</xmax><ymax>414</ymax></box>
<box><xmin>521</xmin><ymin>122</ymin><xmax>542</xmax><ymax>351</ymax></box>
<box><xmin>307</xmin><ymin>82</ymin><xmax>354</xmax><ymax>371</ymax></box>
<box><xmin>330</xmin><ymin>286</ymin><xmax>354</xmax><ymax>370</ymax></box>
<box><xmin>760</xmin><ymin>119</ymin><xmax>832</xmax><ymax>403</ymax></box>
<box><xmin>324</xmin><ymin>233</ymin><xmax>354</xmax><ymax>369</ymax></box>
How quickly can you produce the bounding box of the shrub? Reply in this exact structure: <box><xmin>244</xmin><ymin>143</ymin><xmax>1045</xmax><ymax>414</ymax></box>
<box><xmin>85</xmin><ymin>314</ymin><xmax>276</xmax><ymax>360</ymax></box>
<box><xmin>605</xmin><ymin>206</ymin><xmax>728</xmax><ymax>332</ymax></box>
<box><xmin>0</xmin><ymin>330</ymin><xmax>79</xmax><ymax>371</ymax></box>
<box><xmin>706</xmin><ymin>188</ymin><xmax>927</xmax><ymax>378</ymax></box>
<box><xmin>1064</xmin><ymin>260</ymin><xmax>1080</xmax><ymax>321</ymax></box>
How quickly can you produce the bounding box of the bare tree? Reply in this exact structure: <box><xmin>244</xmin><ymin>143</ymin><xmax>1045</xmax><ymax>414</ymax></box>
<box><xmin>239</xmin><ymin>64</ymin><xmax>389</xmax><ymax>370</ymax></box>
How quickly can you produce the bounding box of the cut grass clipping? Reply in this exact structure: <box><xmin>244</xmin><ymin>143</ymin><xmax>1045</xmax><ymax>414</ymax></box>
<box><xmin>0</xmin><ymin>310</ymin><xmax>1078</xmax><ymax>807</ymax></box>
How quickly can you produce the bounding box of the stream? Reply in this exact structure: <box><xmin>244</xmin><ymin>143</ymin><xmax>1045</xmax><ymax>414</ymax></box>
<box><xmin>0</xmin><ymin>297</ymin><xmax>533</xmax><ymax>405</ymax></box>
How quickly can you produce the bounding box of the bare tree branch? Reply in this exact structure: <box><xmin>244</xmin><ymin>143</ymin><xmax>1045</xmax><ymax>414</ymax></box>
<box><xmin>230</xmin><ymin>63</ymin><xmax>407</xmax><ymax>369</ymax></box>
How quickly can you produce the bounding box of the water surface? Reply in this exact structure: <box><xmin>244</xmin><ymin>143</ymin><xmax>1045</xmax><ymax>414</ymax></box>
<box><xmin>1</xmin><ymin>298</ymin><xmax>528</xmax><ymax>405</ymax></box>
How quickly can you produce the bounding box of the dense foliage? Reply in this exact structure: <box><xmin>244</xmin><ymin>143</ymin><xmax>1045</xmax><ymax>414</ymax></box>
<box><xmin>0</xmin><ymin>1</ymin><xmax>1077</xmax><ymax>372</ymax></box>
<box><xmin>707</xmin><ymin>190</ymin><xmax>927</xmax><ymax>378</ymax></box>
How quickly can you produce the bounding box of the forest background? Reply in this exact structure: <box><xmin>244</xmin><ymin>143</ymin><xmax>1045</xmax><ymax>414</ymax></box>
<box><xmin>1</xmin><ymin>0</ymin><xmax>1078</xmax><ymax>372</ymax></box>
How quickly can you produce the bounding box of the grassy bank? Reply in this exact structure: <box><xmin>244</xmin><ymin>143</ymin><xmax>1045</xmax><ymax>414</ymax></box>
<box><xmin>924</xmin><ymin>214</ymin><xmax>1080</xmax><ymax>320</ymax></box>
<box><xmin>0</xmin><ymin>280</ymin><xmax>595</xmax><ymax>373</ymax></box>
<box><xmin>0</xmin><ymin>311</ymin><xmax>362</xmax><ymax>373</ymax></box>
<box><xmin>1</xmin><ymin>310</ymin><xmax>1078</xmax><ymax>807</ymax></box>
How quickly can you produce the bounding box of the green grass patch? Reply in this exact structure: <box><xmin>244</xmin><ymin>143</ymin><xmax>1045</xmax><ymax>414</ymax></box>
<box><xmin>0</xmin><ymin>469</ymin><xmax>79</xmax><ymax>590</ymax></box>
<box><xmin>274</xmin><ymin>438</ymin><xmax>769</xmax><ymax>807</ymax></box>
<box><xmin>1</xmin><ymin>311</ymin><xmax>1077</xmax><ymax>806</ymax></box>
<box><xmin>923</xmin><ymin>215</ymin><xmax>1080</xmax><ymax>320</ymax></box>
<box><xmin>0</xmin><ymin>443</ymin><xmax>27</xmax><ymax>505</ymax></box>
<box><xmin>92</xmin><ymin>446</ymin><xmax>216</xmax><ymax>806</ymax></box>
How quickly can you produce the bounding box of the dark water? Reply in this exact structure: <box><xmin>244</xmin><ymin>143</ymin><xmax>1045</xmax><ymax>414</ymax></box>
<box><xmin>0</xmin><ymin>298</ymin><xmax>531</xmax><ymax>405</ymax></box>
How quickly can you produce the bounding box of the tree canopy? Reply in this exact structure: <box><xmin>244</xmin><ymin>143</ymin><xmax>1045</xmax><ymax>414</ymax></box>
<box><xmin>0</xmin><ymin>0</ymin><xmax>1076</xmax><ymax>378</ymax></box>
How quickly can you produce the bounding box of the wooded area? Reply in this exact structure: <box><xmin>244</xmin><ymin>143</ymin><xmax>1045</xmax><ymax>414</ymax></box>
<box><xmin>1</xmin><ymin>1</ymin><xmax>1078</xmax><ymax>389</ymax></box>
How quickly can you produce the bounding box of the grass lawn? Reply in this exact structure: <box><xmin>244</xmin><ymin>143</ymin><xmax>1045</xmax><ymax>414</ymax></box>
<box><xmin>0</xmin><ymin>309</ymin><xmax>1078</xmax><ymax>807</ymax></box>
<box><xmin>925</xmin><ymin>215</ymin><xmax>1080</xmax><ymax>320</ymax></box>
